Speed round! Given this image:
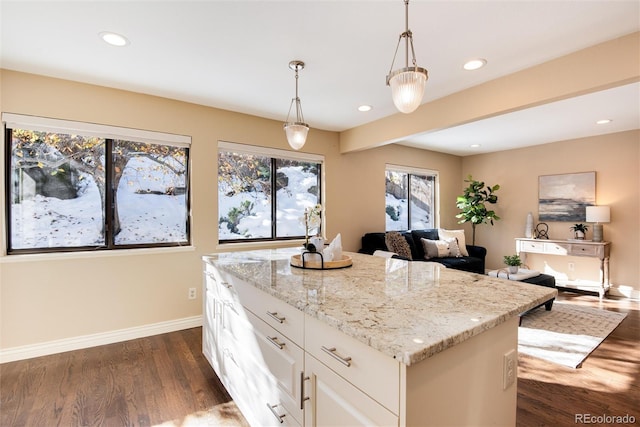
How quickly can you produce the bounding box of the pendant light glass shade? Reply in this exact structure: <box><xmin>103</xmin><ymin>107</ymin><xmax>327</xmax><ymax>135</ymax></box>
<box><xmin>386</xmin><ymin>0</ymin><xmax>428</xmax><ymax>114</ymax></box>
<box><xmin>388</xmin><ymin>66</ymin><xmax>428</xmax><ymax>114</ymax></box>
<box><xmin>284</xmin><ymin>60</ymin><xmax>309</xmax><ymax>150</ymax></box>
<box><xmin>284</xmin><ymin>123</ymin><xmax>309</xmax><ymax>150</ymax></box>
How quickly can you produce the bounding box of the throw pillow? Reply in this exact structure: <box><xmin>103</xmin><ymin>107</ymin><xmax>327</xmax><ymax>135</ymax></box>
<box><xmin>385</xmin><ymin>231</ymin><xmax>413</xmax><ymax>260</ymax></box>
<box><xmin>438</xmin><ymin>228</ymin><xmax>469</xmax><ymax>256</ymax></box>
<box><xmin>421</xmin><ymin>237</ymin><xmax>462</xmax><ymax>259</ymax></box>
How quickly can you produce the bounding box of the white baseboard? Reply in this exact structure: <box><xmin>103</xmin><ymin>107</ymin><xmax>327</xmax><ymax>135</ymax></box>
<box><xmin>609</xmin><ymin>284</ymin><xmax>640</xmax><ymax>300</ymax></box>
<box><xmin>0</xmin><ymin>315</ymin><xmax>203</xmax><ymax>364</ymax></box>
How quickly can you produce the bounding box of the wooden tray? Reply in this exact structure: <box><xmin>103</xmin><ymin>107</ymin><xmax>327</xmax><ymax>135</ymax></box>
<box><xmin>290</xmin><ymin>254</ymin><xmax>353</xmax><ymax>270</ymax></box>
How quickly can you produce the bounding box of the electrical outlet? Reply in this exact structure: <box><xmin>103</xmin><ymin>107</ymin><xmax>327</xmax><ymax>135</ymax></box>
<box><xmin>503</xmin><ymin>349</ymin><xmax>517</xmax><ymax>390</ymax></box>
<box><xmin>188</xmin><ymin>287</ymin><xmax>197</xmax><ymax>300</ymax></box>
<box><xmin>568</xmin><ymin>262</ymin><xmax>575</xmax><ymax>271</ymax></box>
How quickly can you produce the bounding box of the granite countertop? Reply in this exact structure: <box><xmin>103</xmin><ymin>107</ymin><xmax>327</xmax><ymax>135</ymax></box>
<box><xmin>203</xmin><ymin>248</ymin><xmax>557</xmax><ymax>366</ymax></box>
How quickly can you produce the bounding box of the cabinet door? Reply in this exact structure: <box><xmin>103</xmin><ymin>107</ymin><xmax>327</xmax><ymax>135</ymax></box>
<box><xmin>202</xmin><ymin>288</ymin><xmax>220</xmax><ymax>373</ymax></box>
<box><xmin>304</xmin><ymin>354</ymin><xmax>398</xmax><ymax>427</ymax></box>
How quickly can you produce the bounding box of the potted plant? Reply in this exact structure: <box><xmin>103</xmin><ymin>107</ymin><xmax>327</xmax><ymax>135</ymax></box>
<box><xmin>503</xmin><ymin>254</ymin><xmax>522</xmax><ymax>274</ymax></box>
<box><xmin>456</xmin><ymin>175</ymin><xmax>500</xmax><ymax>245</ymax></box>
<box><xmin>570</xmin><ymin>223</ymin><xmax>588</xmax><ymax>240</ymax></box>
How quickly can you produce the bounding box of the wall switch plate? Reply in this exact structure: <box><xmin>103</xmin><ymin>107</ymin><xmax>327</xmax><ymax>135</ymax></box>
<box><xmin>503</xmin><ymin>349</ymin><xmax>517</xmax><ymax>390</ymax></box>
<box><xmin>188</xmin><ymin>287</ymin><xmax>197</xmax><ymax>300</ymax></box>
<box><xmin>568</xmin><ymin>262</ymin><xmax>575</xmax><ymax>271</ymax></box>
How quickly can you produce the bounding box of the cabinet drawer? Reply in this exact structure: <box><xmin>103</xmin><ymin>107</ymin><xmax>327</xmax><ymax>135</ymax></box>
<box><xmin>544</xmin><ymin>242</ymin><xmax>569</xmax><ymax>255</ymax></box>
<box><xmin>304</xmin><ymin>314</ymin><xmax>400</xmax><ymax>415</ymax></box>
<box><xmin>245</xmin><ymin>310</ymin><xmax>304</xmax><ymax>425</ymax></box>
<box><xmin>235</xmin><ymin>279</ymin><xmax>304</xmax><ymax>345</ymax></box>
<box><xmin>519</xmin><ymin>240</ymin><xmax>544</xmax><ymax>253</ymax></box>
<box><xmin>570</xmin><ymin>244</ymin><xmax>599</xmax><ymax>257</ymax></box>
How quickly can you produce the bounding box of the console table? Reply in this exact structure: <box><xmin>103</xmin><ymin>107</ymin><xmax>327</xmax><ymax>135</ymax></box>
<box><xmin>515</xmin><ymin>238</ymin><xmax>611</xmax><ymax>298</ymax></box>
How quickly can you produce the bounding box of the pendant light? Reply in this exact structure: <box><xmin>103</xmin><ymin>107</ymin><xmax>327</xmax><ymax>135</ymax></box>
<box><xmin>386</xmin><ymin>0</ymin><xmax>428</xmax><ymax>114</ymax></box>
<box><xmin>284</xmin><ymin>60</ymin><xmax>309</xmax><ymax>150</ymax></box>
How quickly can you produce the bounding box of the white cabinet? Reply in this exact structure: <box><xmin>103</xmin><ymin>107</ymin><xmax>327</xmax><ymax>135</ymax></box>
<box><xmin>203</xmin><ymin>260</ymin><xmax>519</xmax><ymax>426</ymax></box>
<box><xmin>304</xmin><ymin>354</ymin><xmax>398</xmax><ymax>427</ymax></box>
<box><xmin>203</xmin><ymin>265</ymin><xmax>303</xmax><ymax>427</ymax></box>
<box><xmin>203</xmin><ymin>262</ymin><xmax>397</xmax><ymax>427</ymax></box>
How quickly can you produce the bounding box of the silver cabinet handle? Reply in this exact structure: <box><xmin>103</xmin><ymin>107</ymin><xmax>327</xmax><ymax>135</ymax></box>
<box><xmin>300</xmin><ymin>371</ymin><xmax>310</xmax><ymax>409</ymax></box>
<box><xmin>267</xmin><ymin>311</ymin><xmax>285</xmax><ymax>323</ymax></box>
<box><xmin>267</xmin><ymin>336</ymin><xmax>285</xmax><ymax>350</ymax></box>
<box><xmin>267</xmin><ymin>403</ymin><xmax>285</xmax><ymax>424</ymax></box>
<box><xmin>321</xmin><ymin>346</ymin><xmax>352</xmax><ymax>367</ymax></box>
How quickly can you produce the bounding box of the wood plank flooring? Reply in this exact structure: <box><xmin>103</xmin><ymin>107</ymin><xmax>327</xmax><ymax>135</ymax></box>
<box><xmin>0</xmin><ymin>291</ymin><xmax>637</xmax><ymax>427</ymax></box>
<box><xmin>517</xmin><ymin>291</ymin><xmax>639</xmax><ymax>427</ymax></box>
<box><xmin>0</xmin><ymin>328</ymin><xmax>249</xmax><ymax>426</ymax></box>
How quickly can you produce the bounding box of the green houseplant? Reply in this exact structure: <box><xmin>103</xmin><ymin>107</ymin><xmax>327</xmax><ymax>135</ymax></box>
<box><xmin>503</xmin><ymin>254</ymin><xmax>522</xmax><ymax>273</ymax></box>
<box><xmin>570</xmin><ymin>223</ymin><xmax>588</xmax><ymax>240</ymax></box>
<box><xmin>456</xmin><ymin>175</ymin><xmax>500</xmax><ymax>245</ymax></box>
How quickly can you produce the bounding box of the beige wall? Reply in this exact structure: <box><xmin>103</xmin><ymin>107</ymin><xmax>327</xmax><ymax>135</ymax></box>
<box><xmin>0</xmin><ymin>70</ymin><xmax>342</xmax><ymax>349</ymax></box>
<box><xmin>0</xmin><ymin>70</ymin><xmax>463</xmax><ymax>352</ymax></box>
<box><xmin>461</xmin><ymin>131</ymin><xmax>640</xmax><ymax>296</ymax></box>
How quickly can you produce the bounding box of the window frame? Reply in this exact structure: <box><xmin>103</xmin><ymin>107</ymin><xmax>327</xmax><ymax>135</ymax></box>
<box><xmin>3</xmin><ymin>113</ymin><xmax>192</xmax><ymax>255</ymax></box>
<box><xmin>217</xmin><ymin>141</ymin><xmax>324</xmax><ymax>244</ymax></box>
<box><xmin>385</xmin><ymin>164</ymin><xmax>439</xmax><ymax>231</ymax></box>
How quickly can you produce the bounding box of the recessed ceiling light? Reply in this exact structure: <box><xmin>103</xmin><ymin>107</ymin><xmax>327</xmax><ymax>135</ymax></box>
<box><xmin>463</xmin><ymin>59</ymin><xmax>487</xmax><ymax>71</ymax></box>
<box><xmin>470</xmin><ymin>144</ymin><xmax>481</xmax><ymax>148</ymax></box>
<box><xmin>358</xmin><ymin>105</ymin><xmax>372</xmax><ymax>112</ymax></box>
<box><xmin>596</xmin><ymin>119</ymin><xmax>612</xmax><ymax>125</ymax></box>
<box><xmin>99</xmin><ymin>31</ymin><xmax>129</xmax><ymax>47</ymax></box>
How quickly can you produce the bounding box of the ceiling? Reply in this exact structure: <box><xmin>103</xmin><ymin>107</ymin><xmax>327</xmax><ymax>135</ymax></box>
<box><xmin>1</xmin><ymin>0</ymin><xmax>639</xmax><ymax>156</ymax></box>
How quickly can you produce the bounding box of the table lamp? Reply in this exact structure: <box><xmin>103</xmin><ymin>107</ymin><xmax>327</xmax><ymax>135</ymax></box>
<box><xmin>586</xmin><ymin>206</ymin><xmax>610</xmax><ymax>242</ymax></box>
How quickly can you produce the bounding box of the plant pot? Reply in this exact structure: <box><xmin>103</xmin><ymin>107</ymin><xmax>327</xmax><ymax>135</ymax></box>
<box><xmin>508</xmin><ymin>266</ymin><xmax>518</xmax><ymax>274</ymax></box>
<box><xmin>574</xmin><ymin>231</ymin><xmax>585</xmax><ymax>240</ymax></box>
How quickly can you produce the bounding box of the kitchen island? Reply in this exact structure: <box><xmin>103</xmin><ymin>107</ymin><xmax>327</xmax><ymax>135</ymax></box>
<box><xmin>203</xmin><ymin>248</ymin><xmax>557</xmax><ymax>426</ymax></box>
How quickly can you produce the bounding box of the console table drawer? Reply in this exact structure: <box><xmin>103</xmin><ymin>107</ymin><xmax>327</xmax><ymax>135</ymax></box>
<box><xmin>519</xmin><ymin>240</ymin><xmax>544</xmax><ymax>253</ymax></box>
<box><xmin>570</xmin><ymin>244</ymin><xmax>599</xmax><ymax>257</ymax></box>
<box><xmin>543</xmin><ymin>242</ymin><xmax>569</xmax><ymax>255</ymax></box>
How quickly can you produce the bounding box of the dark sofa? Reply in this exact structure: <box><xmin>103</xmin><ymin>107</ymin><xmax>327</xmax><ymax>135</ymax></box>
<box><xmin>359</xmin><ymin>229</ymin><xmax>486</xmax><ymax>274</ymax></box>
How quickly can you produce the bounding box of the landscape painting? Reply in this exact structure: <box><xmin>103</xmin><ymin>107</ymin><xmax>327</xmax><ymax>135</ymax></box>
<box><xmin>538</xmin><ymin>172</ymin><xmax>595</xmax><ymax>222</ymax></box>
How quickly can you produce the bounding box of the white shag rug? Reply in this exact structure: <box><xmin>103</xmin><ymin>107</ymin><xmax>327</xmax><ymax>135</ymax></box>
<box><xmin>518</xmin><ymin>302</ymin><xmax>627</xmax><ymax>368</ymax></box>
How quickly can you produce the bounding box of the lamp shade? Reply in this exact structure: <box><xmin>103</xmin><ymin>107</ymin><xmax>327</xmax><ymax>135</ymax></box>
<box><xmin>586</xmin><ymin>206</ymin><xmax>610</xmax><ymax>223</ymax></box>
<box><xmin>284</xmin><ymin>123</ymin><xmax>309</xmax><ymax>150</ymax></box>
<box><xmin>388</xmin><ymin>68</ymin><xmax>428</xmax><ymax>114</ymax></box>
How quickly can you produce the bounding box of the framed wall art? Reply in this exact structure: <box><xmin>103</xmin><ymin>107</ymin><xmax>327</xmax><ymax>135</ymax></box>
<box><xmin>538</xmin><ymin>172</ymin><xmax>595</xmax><ymax>222</ymax></box>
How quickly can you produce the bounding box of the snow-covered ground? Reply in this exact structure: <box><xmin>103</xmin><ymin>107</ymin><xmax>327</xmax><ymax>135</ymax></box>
<box><xmin>218</xmin><ymin>165</ymin><xmax>319</xmax><ymax>239</ymax></box>
<box><xmin>11</xmin><ymin>156</ymin><xmax>187</xmax><ymax>249</ymax></box>
<box><xmin>385</xmin><ymin>194</ymin><xmax>432</xmax><ymax>231</ymax></box>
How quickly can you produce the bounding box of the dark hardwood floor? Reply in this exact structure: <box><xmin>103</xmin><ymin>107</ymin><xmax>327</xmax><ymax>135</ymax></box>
<box><xmin>1</xmin><ymin>291</ymin><xmax>637</xmax><ymax>427</ymax></box>
<box><xmin>0</xmin><ymin>328</ymin><xmax>249</xmax><ymax>427</ymax></box>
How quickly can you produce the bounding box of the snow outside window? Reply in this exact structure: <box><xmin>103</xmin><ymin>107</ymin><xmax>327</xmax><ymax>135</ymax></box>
<box><xmin>4</xmin><ymin>117</ymin><xmax>190</xmax><ymax>254</ymax></box>
<box><xmin>218</xmin><ymin>143</ymin><xmax>322</xmax><ymax>242</ymax></box>
<box><xmin>385</xmin><ymin>166</ymin><xmax>437</xmax><ymax>231</ymax></box>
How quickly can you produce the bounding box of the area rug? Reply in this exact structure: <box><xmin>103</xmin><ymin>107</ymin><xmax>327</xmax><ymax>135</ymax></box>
<box><xmin>518</xmin><ymin>302</ymin><xmax>627</xmax><ymax>368</ymax></box>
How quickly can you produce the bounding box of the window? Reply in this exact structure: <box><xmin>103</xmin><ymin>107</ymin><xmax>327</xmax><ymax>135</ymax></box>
<box><xmin>4</xmin><ymin>113</ymin><xmax>190</xmax><ymax>254</ymax></box>
<box><xmin>385</xmin><ymin>165</ymin><xmax>437</xmax><ymax>231</ymax></box>
<box><xmin>218</xmin><ymin>142</ymin><xmax>322</xmax><ymax>243</ymax></box>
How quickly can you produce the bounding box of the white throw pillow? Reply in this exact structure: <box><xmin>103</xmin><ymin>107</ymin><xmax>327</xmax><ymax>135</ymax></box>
<box><xmin>421</xmin><ymin>237</ymin><xmax>462</xmax><ymax>259</ymax></box>
<box><xmin>438</xmin><ymin>229</ymin><xmax>469</xmax><ymax>256</ymax></box>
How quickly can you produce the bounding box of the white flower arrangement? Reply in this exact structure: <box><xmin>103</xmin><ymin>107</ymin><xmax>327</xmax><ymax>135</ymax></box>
<box><xmin>301</xmin><ymin>203</ymin><xmax>322</xmax><ymax>249</ymax></box>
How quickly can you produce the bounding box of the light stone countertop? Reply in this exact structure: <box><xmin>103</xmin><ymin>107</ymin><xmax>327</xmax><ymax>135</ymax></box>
<box><xmin>203</xmin><ymin>248</ymin><xmax>557</xmax><ymax>366</ymax></box>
